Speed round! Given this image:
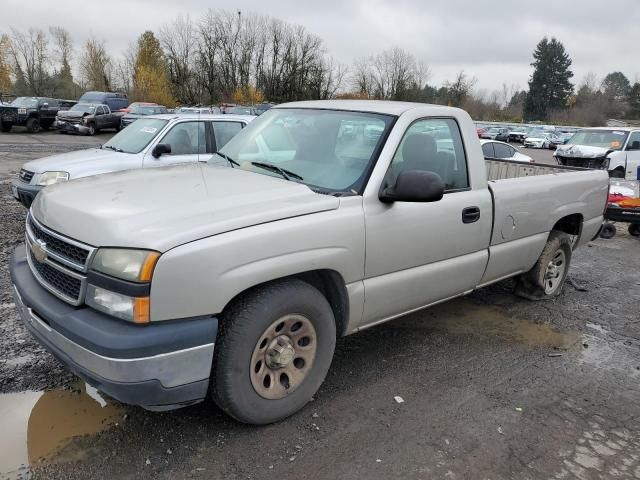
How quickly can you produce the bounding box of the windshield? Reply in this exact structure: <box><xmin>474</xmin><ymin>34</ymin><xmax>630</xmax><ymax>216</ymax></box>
<box><xmin>568</xmin><ymin>130</ymin><xmax>629</xmax><ymax>150</ymax></box>
<box><xmin>102</xmin><ymin>118</ymin><xmax>168</xmax><ymax>154</ymax></box>
<box><xmin>130</xmin><ymin>105</ymin><xmax>167</xmax><ymax>115</ymax></box>
<box><xmin>10</xmin><ymin>97</ymin><xmax>38</xmax><ymax>108</ymax></box>
<box><xmin>528</xmin><ymin>130</ymin><xmax>548</xmax><ymax>138</ymax></box>
<box><xmin>70</xmin><ymin>104</ymin><xmax>96</xmax><ymax>114</ymax></box>
<box><xmin>227</xmin><ymin>107</ymin><xmax>254</xmax><ymax>115</ymax></box>
<box><xmin>217</xmin><ymin>108</ymin><xmax>395</xmax><ymax>193</ymax></box>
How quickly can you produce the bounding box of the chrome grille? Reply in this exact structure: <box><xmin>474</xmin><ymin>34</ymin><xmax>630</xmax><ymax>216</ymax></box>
<box><xmin>27</xmin><ymin>215</ymin><xmax>91</xmax><ymax>267</ymax></box>
<box><xmin>28</xmin><ymin>248</ymin><xmax>82</xmax><ymax>301</ymax></box>
<box><xmin>19</xmin><ymin>169</ymin><xmax>34</xmax><ymax>183</ymax></box>
<box><xmin>25</xmin><ymin>213</ymin><xmax>95</xmax><ymax>305</ymax></box>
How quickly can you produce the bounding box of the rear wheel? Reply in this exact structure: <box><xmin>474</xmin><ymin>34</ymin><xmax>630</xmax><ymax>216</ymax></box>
<box><xmin>600</xmin><ymin>223</ymin><xmax>617</xmax><ymax>239</ymax></box>
<box><xmin>628</xmin><ymin>223</ymin><xmax>640</xmax><ymax>237</ymax></box>
<box><xmin>514</xmin><ymin>231</ymin><xmax>572</xmax><ymax>300</ymax></box>
<box><xmin>1</xmin><ymin>122</ymin><xmax>11</xmax><ymax>132</ymax></box>
<box><xmin>211</xmin><ymin>279</ymin><xmax>336</xmax><ymax>424</ymax></box>
<box><xmin>26</xmin><ymin>118</ymin><xmax>40</xmax><ymax>133</ymax></box>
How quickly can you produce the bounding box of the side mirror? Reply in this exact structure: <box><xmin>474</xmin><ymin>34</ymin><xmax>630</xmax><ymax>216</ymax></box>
<box><xmin>152</xmin><ymin>144</ymin><xmax>171</xmax><ymax>158</ymax></box>
<box><xmin>379</xmin><ymin>170</ymin><xmax>445</xmax><ymax>203</ymax></box>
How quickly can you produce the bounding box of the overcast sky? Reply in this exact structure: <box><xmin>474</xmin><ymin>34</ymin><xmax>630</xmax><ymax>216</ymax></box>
<box><xmin>3</xmin><ymin>0</ymin><xmax>639</xmax><ymax>95</ymax></box>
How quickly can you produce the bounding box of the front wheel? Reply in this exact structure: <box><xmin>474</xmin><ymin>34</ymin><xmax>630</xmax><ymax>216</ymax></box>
<box><xmin>87</xmin><ymin>122</ymin><xmax>96</xmax><ymax>136</ymax></box>
<box><xmin>211</xmin><ymin>279</ymin><xmax>336</xmax><ymax>424</ymax></box>
<box><xmin>26</xmin><ymin>118</ymin><xmax>40</xmax><ymax>133</ymax></box>
<box><xmin>514</xmin><ymin>231</ymin><xmax>572</xmax><ymax>300</ymax></box>
<box><xmin>1</xmin><ymin>122</ymin><xmax>11</xmax><ymax>132</ymax></box>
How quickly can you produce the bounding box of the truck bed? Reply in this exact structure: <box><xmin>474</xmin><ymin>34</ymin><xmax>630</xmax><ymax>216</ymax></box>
<box><xmin>485</xmin><ymin>158</ymin><xmax>587</xmax><ymax>180</ymax></box>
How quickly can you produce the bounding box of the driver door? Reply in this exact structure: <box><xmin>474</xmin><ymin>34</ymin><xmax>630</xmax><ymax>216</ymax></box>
<box><xmin>361</xmin><ymin>118</ymin><xmax>492</xmax><ymax>327</ymax></box>
<box><xmin>144</xmin><ymin>121</ymin><xmax>207</xmax><ymax>166</ymax></box>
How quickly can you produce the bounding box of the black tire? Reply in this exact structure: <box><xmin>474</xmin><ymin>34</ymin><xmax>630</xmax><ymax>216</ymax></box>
<box><xmin>87</xmin><ymin>122</ymin><xmax>96</xmax><ymax>136</ymax></box>
<box><xmin>211</xmin><ymin>279</ymin><xmax>336</xmax><ymax>424</ymax></box>
<box><xmin>1</xmin><ymin>122</ymin><xmax>11</xmax><ymax>132</ymax></box>
<box><xmin>600</xmin><ymin>223</ymin><xmax>617</xmax><ymax>239</ymax></box>
<box><xmin>610</xmin><ymin>168</ymin><xmax>625</xmax><ymax>179</ymax></box>
<box><xmin>26</xmin><ymin>118</ymin><xmax>40</xmax><ymax>133</ymax></box>
<box><xmin>514</xmin><ymin>231</ymin><xmax>572</xmax><ymax>301</ymax></box>
<box><xmin>628</xmin><ymin>223</ymin><xmax>640</xmax><ymax>237</ymax></box>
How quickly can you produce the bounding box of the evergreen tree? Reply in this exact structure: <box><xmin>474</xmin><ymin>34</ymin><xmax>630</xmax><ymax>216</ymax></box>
<box><xmin>601</xmin><ymin>72</ymin><xmax>630</xmax><ymax>101</ymax></box>
<box><xmin>524</xmin><ymin>37</ymin><xmax>573</xmax><ymax>121</ymax></box>
<box><xmin>628</xmin><ymin>83</ymin><xmax>640</xmax><ymax>119</ymax></box>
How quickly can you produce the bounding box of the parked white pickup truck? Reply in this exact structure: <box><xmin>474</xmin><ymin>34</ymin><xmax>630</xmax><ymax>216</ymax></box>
<box><xmin>554</xmin><ymin>127</ymin><xmax>640</xmax><ymax>180</ymax></box>
<box><xmin>10</xmin><ymin>101</ymin><xmax>608</xmax><ymax>424</ymax></box>
<box><xmin>11</xmin><ymin>113</ymin><xmax>254</xmax><ymax>207</ymax></box>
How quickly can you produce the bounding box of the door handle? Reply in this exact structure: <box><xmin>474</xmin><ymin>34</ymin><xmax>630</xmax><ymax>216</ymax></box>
<box><xmin>462</xmin><ymin>206</ymin><xmax>481</xmax><ymax>224</ymax></box>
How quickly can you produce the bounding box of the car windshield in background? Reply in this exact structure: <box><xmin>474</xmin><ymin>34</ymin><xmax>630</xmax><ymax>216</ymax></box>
<box><xmin>70</xmin><ymin>104</ymin><xmax>96</xmax><ymax>114</ymax></box>
<box><xmin>528</xmin><ymin>130</ymin><xmax>548</xmax><ymax>138</ymax></box>
<box><xmin>227</xmin><ymin>107</ymin><xmax>254</xmax><ymax>115</ymax></box>
<box><xmin>568</xmin><ymin>130</ymin><xmax>629</xmax><ymax>150</ymax></box>
<box><xmin>131</xmin><ymin>105</ymin><xmax>167</xmax><ymax>115</ymax></box>
<box><xmin>102</xmin><ymin>118</ymin><xmax>168</xmax><ymax>154</ymax></box>
<box><xmin>218</xmin><ymin>108</ymin><xmax>395</xmax><ymax>193</ymax></box>
<box><xmin>10</xmin><ymin>97</ymin><xmax>38</xmax><ymax>108</ymax></box>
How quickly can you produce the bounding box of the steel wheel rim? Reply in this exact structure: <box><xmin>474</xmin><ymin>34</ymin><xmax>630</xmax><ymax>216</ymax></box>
<box><xmin>250</xmin><ymin>314</ymin><xmax>317</xmax><ymax>400</ymax></box>
<box><xmin>544</xmin><ymin>249</ymin><xmax>566</xmax><ymax>294</ymax></box>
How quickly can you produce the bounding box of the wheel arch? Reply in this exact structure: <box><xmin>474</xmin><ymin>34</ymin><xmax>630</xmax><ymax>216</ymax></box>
<box><xmin>551</xmin><ymin>213</ymin><xmax>583</xmax><ymax>242</ymax></box>
<box><xmin>220</xmin><ymin>269</ymin><xmax>350</xmax><ymax>338</ymax></box>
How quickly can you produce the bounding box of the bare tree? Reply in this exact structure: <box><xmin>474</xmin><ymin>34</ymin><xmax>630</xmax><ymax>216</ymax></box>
<box><xmin>445</xmin><ymin>70</ymin><xmax>476</xmax><ymax>107</ymax></box>
<box><xmin>351</xmin><ymin>47</ymin><xmax>426</xmax><ymax>100</ymax></box>
<box><xmin>80</xmin><ymin>37</ymin><xmax>112</xmax><ymax>91</ymax></box>
<box><xmin>9</xmin><ymin>27</ymin><xmax>50</xmax><ymax>95</ymax></box>
<box><xmin>160</xmin><ymin>14</ymin><xmax>201</xmax><ymax>104</ymax></box>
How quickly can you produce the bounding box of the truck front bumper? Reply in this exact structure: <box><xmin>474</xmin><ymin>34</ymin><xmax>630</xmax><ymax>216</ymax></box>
<box><xmin>11</xmin><ymin>180</ymin><xmax>42</xmax><ymax>208</ymax></box>
<box><xmin>56</xmin><ymin>121</ymin><xmax>90</xmax><ymax>134</ymax></box>
<box><xmin>10</xmin><ymin>244</ymin><xmax>218</xmax><ymax>411</ymax></box>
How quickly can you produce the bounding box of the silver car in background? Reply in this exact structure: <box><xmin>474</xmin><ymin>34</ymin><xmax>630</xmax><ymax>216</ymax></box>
<box><xmin>11</xmin><ymin>113</ymin><xmax>254</xmax><ymax>207</ymax></box>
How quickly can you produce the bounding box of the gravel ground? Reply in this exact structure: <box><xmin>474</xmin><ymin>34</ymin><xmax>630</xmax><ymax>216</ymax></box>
<box><xmin>1</xmin><ymin>135</ymin><xmax>640</xmax><ymax>480</ymax></box>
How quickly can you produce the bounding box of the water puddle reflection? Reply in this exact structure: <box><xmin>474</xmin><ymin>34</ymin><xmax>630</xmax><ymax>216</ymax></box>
<box><xmin>0</xmin><ymin>383</ymin><xmax>123</xmax><ymax>479</ymax></box>
<box><xmin>416</xmin><ymin>300</ymin><xmax>580</xmax><ymax>350</ymax></box>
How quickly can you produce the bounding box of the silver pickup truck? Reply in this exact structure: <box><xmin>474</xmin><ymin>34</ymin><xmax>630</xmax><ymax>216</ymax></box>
<box><xmin>10</xmin><ymin>100</ymin><xmax>608</xmax><ymax>424</ymax></box>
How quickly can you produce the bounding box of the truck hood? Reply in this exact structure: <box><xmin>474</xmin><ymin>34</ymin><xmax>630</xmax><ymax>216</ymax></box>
<box><xmin>57</xmin><ymin>111</ymin><xmax>86</xmax><ymax>119</ymax></box>
<box><xmin>23</xmin><ymin>148</ymin><xmax>135</xmax><ymax>178</ymax></box>
<box><xmin>554</xmin><ymin>144</ymin><xmax>612</xmax><ymax>158</ymax></box>
<box><xmin>31</xmin><ymin>163</ymin><xmax>340</xmax><ymax>251</ymax></box>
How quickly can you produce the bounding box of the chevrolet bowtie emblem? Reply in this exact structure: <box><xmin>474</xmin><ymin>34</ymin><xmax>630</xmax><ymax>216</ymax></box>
<box><xmin>31</xmin><ymin>239</ymin><xmax>48</xmax><ymax>263</ymax></box>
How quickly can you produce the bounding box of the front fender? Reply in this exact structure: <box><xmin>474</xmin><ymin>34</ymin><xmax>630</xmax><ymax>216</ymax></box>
<box><xmin>149</xmin><ymin>200</ymin><xmax>365</xmax><ymax>322</ymax></box>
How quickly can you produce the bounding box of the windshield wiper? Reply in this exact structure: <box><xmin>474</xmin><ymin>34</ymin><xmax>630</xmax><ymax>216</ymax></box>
<box><xmin>214</xmin><ymin>151</ymin><xmax>240</xmax><ymax>168</ymax></box>
<box><xmin>251</xmin><ymin>162</ymin><xmax>304</xmax><ymax>181</ymax></box>
<box><xmin>103</xmin><ymin>145</ymin><xmax>123</xmax><ymax>152</ymax></box>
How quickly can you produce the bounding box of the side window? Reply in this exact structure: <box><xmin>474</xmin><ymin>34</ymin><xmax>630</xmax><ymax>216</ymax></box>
<box><xmin>482</xmin><ymin>142</ymin><xmax>495</xmax><ymax>158</ymax></box>
<box><xmin>161</xmin><ymin>122</ymin><xmax>206</xmax><ymax>155</ymax></box>
<box><xmin>389</xmin><ymin>118</ymin><xmax>469</xmax><ymax>191</ymax></box>
<box><xmin>213</xmin><ymin>122</ymin><xmax>243</xmax><ymax>149</ymax></box>
<box><xmin>96</xmin><ymin>106</ymin><xmax>104</xmax><ymax>115</ymax></box>
<box><xmin>626</xmin><ymin>132</ymin><xmax>640</xmax><ymax>150</ymax></box>
<box><xmin>493</xmin><ymin>142</ymin><xmax>512</xmax><ymax>159</ymax></box>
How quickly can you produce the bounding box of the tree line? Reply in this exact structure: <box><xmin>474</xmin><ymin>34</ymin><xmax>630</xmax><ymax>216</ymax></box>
<box><xmin>1</xmin><ymin>11</ymin><xmax>639</xmax><ymax>126</ymax></box>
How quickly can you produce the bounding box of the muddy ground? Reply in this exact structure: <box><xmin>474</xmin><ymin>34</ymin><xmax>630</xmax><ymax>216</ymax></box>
<box><xmin>1</xmin><ymin>133</ymin><xmax>639</xmax><ymax>480</ymax></box>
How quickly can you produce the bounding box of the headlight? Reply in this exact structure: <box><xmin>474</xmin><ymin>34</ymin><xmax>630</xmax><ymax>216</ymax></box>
<box><xmin>37</xmin><ymin>171</ymin><xmax>69</xmax><ymax>186</ymax></box>
<box><xmin>91</xmin><ymin>248</ymin><xmax>160</xmax><ymax>282</ymax></box>
<box><xmin>86</xmin><ymin>285</ymin><xmax>150</xmax><ymax>323</ymax></box>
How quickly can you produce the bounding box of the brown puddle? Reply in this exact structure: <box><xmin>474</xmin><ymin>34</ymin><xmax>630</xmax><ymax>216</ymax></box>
<box><xmin>403</xmin><ymin>298</ymin><xmax>580</xmax><ymax>350</ymax></box>
<box><xmin>0</xmin><ymin>383</ymin><xmax>123</xmax><ymax>479</ymax></box>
